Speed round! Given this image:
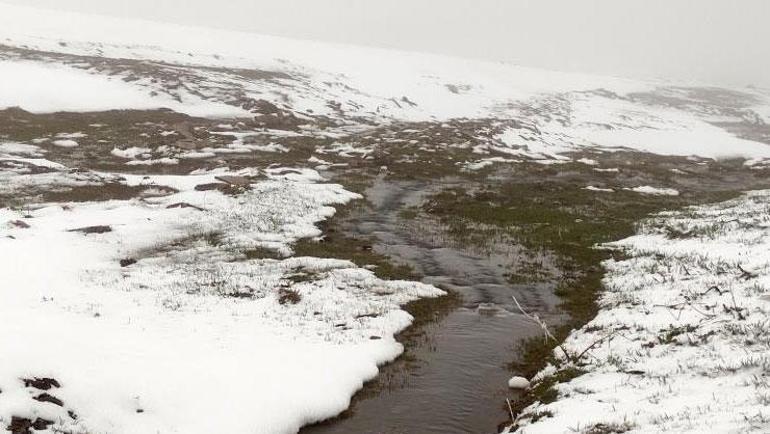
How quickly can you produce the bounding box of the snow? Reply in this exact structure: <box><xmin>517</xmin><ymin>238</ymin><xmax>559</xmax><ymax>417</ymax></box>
<box><xmin>0</xmin><ymin>142</ymin><xmax>45</xmax><ymax>156</ymax></box>
<box><xmin>1</xmin><ymin>2</ymin><xmax>770</xmax><ymax>432</ymax></box>
<box><xmin>0</xmin><ymin>152</ymin><xmax>108</xmax><ymax>197</ymax></box>
<box><xmin>0</xmin><ymin>2</ymin><xmax>767</xmax><ymax>165</ymax></box>
<box><xmin>489</xmin><ymin>95</ymin><xmax>770</xmax><ymax>163</ymax></box>
<box><xmin>317</xmin><ymin>142</ymin><xmax>372</xmax><ymax>158</ymax></box>
<box><xmin>584</xmin><ymin>186</ymin><xmax>614</xmax><ymax>193</ymax></box>
<box><xmin>0</xmin><ymin>163</ymin><xmax>444</xmax><ymax>433</ymax></box>
<box><xmin>52</xmin><ymin>139</ymin><xmax>79</xmax><ymax>148</ymax></box>
<box><xmin>461</xmin><ymin>156</ymin><xmax>521</xmax><ymax>171</ymax></box>
<box><xmin>511</xmin><ymin>191</ymin><xmax>770</xmax><ymax>433</ymax></box>
<box><xmin>0</xmin><ymin>60</ymin><xmax>250</xmax><ymax>118</ymax></box>
<box><xmin>543</xmin><ymin>92</ymin><xmax>770</xmax><ymax>160</ymax></box>
<box><xmin>56</xmin><ymin>132</ymin><xmax>87</xmax><ymax>139</ymax></box>
<box><xmin>582</xmin><ymin>121</ymin><xmax>770</xmax><ymax>160</ymax></box>
<box><xmin>178</xmin><ymin>151</ymin><xmax>217</xmax><ymax>159</ymax></box>
<box><xmin>206</xmin><ymin>131</ymin><xmax>291</xmax><ymax>154</ymax></box>
<box><xmin>492</xmin><ymin>128</ymin><xmax>575</xmax><ymax>162</ymax></box>
<box><xmin>625</xmin><ymin>185</ymin><xmax>680</xmax><ymax>196</ymax></box>
<box><xmin>0</xmin><ymin>3</ymin><xmax>649</xmax><ymax>124</ymax></box>
<box><xmin>125</xmin><ymin>157</ymin><xmax>179</xmax><ymax>166</ymax></box>
<box><xmin>508</xmin><ymin>377</ymin><xmax>531</xmax><ymax>390</ymax></box>
<box><xmin>111</xmin><ymin>147</ymin><xmax>151</xmax><ymax>159</ymax></box>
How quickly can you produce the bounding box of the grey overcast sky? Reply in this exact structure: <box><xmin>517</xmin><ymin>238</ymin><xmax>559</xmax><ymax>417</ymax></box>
<box><xmin>5</xmin><ymin>0</ymin><xmax>770</xmax><ymax>88</ymax></box>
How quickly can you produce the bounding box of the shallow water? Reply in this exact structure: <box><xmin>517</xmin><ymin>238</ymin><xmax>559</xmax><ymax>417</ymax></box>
<box><xmin>302</xmin><ymin>177</ymin><xmax>564</xmax><ymax>434</ymax></box>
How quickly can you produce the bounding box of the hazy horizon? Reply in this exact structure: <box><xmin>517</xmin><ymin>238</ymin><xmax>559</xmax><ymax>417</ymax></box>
<box><xmin>4</xmin><ymin>0</ymin><xmax>769</xmax><ymax>88</ymax></box>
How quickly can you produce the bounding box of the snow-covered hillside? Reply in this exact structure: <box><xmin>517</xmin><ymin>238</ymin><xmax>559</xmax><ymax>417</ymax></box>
<box><xmin>1</xmin><ymin>2</ymin><xmax>770</xmax><ymax>434</ymax></box>
<box><xmin>0</xmin><ymin>3</ymin><xmax>769</xmax><ymax>162</ymax></box>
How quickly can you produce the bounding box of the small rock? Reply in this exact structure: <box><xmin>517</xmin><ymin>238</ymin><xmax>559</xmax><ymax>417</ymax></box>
<box><xmin>68</xmin><ymin>225</ymin><xmax>112</xmax><ymax>235</ymax></box>
<box><xmin>23</xmin><ymin>377</ymin><xmax>61</xmax><ymax>390</ymax></box>
<box><xmin>8</xmin><ymin>416</ymin><xmax>55</xmax><ymax>433</ymax></box>
<box><xmin>9</xmin><ymin>220</ymin><xmax>30</xmax><ymax>229</ymax></box>
<box><xmin>34</xmin><ymin>393</ymin><xmax>64</xmax><ymax>407</ymax></box>
<box><xmin>120</xmin><ymin>258</ymin><xmax>137</xmax><ymax>267</ymax></box>
<box><xmin>507</xmin><ymin>376</ymin><xmax>530</xmax><ymax>389</ymax></box>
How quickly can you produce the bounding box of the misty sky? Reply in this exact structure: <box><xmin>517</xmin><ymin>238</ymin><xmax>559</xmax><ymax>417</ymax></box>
<box><xmin>6</xmin><ymin>0</ymin><xmax>769</xmax><ymax>88</ymax></box>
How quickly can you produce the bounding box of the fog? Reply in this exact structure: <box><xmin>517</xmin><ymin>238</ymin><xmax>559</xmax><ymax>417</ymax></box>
<box><xmin>5</xmin><ymin>0</ymin><xmax>769</xmax><ymax>88</ymax></box>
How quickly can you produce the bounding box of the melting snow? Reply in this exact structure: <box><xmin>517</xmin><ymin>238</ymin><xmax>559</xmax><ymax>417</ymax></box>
<box><xmin>584</xmin><ymin>186</ymin><xmax>614</xmax><ymax>193</ymax></box>
<box><xmin>625</xmin><ymin>185</ymin><xmax>680</xmax><ymax>196</ymax></box>
<box><xmin>52</xmin><ymin>139</ymin><xmax>79</xmax><ymax>148</ymax></box>
<box><xmin>0</xmin><ymin>60</ymin><xmax>250</xmax><ymax>118</ymax></box>
<box><xmin>512</xmin><ymin>191</ymin><xmax>770</xmax><ymax>433</ymax></box>
<box><xmin>0</xmin><ymin>164</ymin><xmax>443</xmax><ymax>433</ymax></box>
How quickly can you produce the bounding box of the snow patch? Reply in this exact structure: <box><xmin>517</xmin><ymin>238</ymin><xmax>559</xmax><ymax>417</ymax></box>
<box><xmin>0</xmin><ymin>163</ymin><xmax>444</xmax><ymax>433</ymax></box>
<box><xmin>52</xmin><ymin>139</ymin><xmax>79</xmax><ymax>148</ymax></box>
<box><xmin>0</xmin><ymin>60</ymin><xmax>250</xmax><ymax>118</ymax></box>
<box><xmin>625</xmin><ymin>185</ymin><xmax>680</xmax><ymax>196</ymax></box>
<box><xmin>512</xmin><ymin>191</ymin><xmax>770</xmax><ymax>433</ymax></box>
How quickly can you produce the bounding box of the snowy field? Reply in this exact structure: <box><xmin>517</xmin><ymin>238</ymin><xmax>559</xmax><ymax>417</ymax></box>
<box><xmin>1</xmin><ymin>2</ymin><xmax>770</xmax><ymax>433</ymax></box>
<box><xmin>0</xmin><ymin>152</ymin><xmax>443</xmax><ymax>433</ymax></box>
<box><xmin>511</xmin><ymin>191</ymin><xmax>770</xmax><ymax>433</ymax></box>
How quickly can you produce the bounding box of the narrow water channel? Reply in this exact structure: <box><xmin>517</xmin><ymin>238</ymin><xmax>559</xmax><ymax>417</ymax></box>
<box><xmin>302</xmin><ymin>177</ymin><xmax>565</xmax><ymax>434</ymax></box>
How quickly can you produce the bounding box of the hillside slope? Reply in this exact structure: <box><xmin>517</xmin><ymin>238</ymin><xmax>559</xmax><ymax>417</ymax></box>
<box><xmin>1</xmin><ymin>3</ymin><xmax>770</xmax><ymax>434</ymax></box>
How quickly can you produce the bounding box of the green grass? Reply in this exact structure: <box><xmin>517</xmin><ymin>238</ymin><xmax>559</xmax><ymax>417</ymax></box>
<box><xmin>243</xmin><ymin>247</ymin><xmax>282</xmax><ymax>260</ymax></box>
<box><xmin>293</xmin><ymin>203</ymin><xmax>416</xmax><ymax>281</ymax></box>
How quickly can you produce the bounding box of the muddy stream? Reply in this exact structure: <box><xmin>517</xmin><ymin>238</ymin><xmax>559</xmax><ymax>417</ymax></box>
<box><xmin>303</xmin><ymin>177</ymin><xmax>565</xmax><ymax>434</ymax></box>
